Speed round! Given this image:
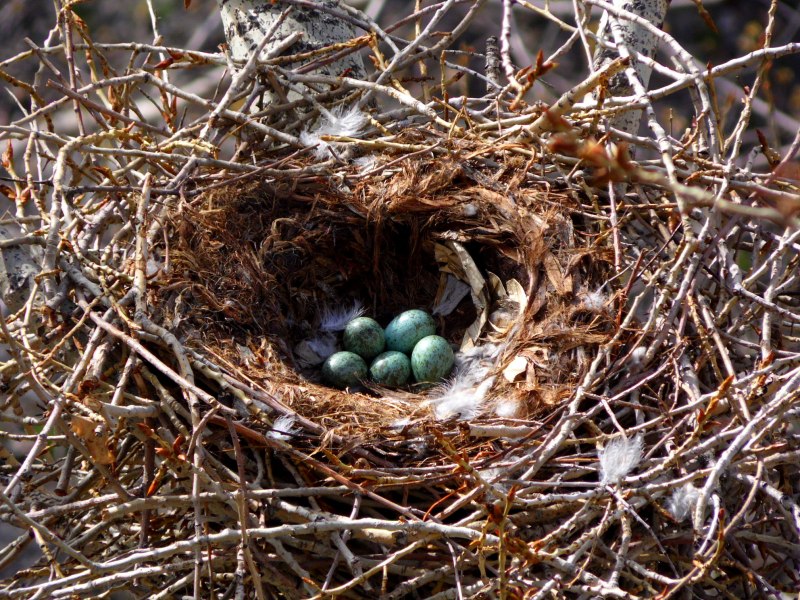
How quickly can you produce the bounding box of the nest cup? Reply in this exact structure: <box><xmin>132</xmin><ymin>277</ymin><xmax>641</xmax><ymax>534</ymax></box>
<box><xmin>159</xmin><ymin>158</ymin><xmax>567</xmax><ymax>427</ymax></box>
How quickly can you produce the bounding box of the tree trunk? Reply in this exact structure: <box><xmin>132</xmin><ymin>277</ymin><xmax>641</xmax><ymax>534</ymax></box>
<box><xmin>0</xmin><ymin>226</ymin><xmax>41</xmax><ymax>314</ymax></box>
<box><xmin>217</xmin><ymin>0</ymin><xmax>366</xmax><ymax>105</ymax></box>
<box><xmin>592</xmin><ymin>0</ymin><xmax>670</xmax><ymax>136</ymax></box>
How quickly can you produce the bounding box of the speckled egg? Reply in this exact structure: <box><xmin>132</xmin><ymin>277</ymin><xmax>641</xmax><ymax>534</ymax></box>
<box><xmin>343</xmin><ymin>317</ymin><xmax>385</xmax><ymax>360</ymax></box>
<box><xmin>384</xmin><ymin>310</ymin><xmax>436</xmax><ymax>354</ymax></box>
<box><xmin>370</xmin><ymin>351</ymin><xmax>412</xmax><ymax>387</ymax></box>
<box><xmin>321</xmin><ymin>351</ymin><xmax>368</xmax><ymax>389</ymax></box>
<box><xmin>411</xmin><ymin>335</ymin><xmax>454</xmax><ymax>383</ymax></box>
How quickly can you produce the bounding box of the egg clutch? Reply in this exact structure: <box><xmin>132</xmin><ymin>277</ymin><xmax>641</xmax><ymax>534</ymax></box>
<box><xmin>321</xmin><ymin>309</ymin><xmax>454</xmax><ymax>389</ymax></box>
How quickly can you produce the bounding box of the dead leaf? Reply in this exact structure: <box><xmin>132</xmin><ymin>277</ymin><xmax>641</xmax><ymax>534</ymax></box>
<box><xmin>487</xmin><ymin>276</ymin><xmax>527</xmax><ymax>337</ymax></box>
<box><xmin>503</xmin><ymin>356</ymin><xmax>528</xmax><ymax>382</ymax></box>
<box><xmin>434</xmin><ymin>241</ymin><xmax>490</xmax><ymax>350</ymax></box>
<box><xmin>71</xmin><ymin>415</ymin><xmax>115</xmax><ymax>465</ymax></box>
<box><xmin>433</xmin><ymin>273</ymin><xmax>471</xmax><ymax>316</ymax></box>
<box><xmin>505</xmin><ymin>278</ymin><xmax>527</xmax><ymax>313</ymax></box>
<box><xmin>2</xmin><ymin>141</ymin><xmax>12</xmax><ymax>169</ymax></box>
<box><xmin>543</xmin><ymin>251</ymin><xmax>572</xmax><ymax>296</ymax></box>
<box><xmin>487</xmin><ymin>272</ymin><xmax>507</xmax><ymax>299</ymax></box>
<box><xmin>528</xmin><ymin>279</ymin><xmax>548</xmax><ymax>316</ymax></box>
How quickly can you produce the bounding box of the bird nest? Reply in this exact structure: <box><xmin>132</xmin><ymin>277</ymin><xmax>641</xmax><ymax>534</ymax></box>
<box><xmin>2</xmin><ymin>3</ymin><xmax>800</xmax><ymax>599</ymax></box>
<box><xmin>156</xmin><ymin>145</ymin><xmax>609</xmax><ymax>434</ymax></box>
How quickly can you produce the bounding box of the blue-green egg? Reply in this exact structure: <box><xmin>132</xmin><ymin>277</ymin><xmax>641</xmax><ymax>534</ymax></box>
<box><xmin>321</xmin><ymin>351</ymin><xmax>368</xmax><ymax>389</ymax></box>
<box><xmin>384</xmin><ymin>310</ymin><xmax>436</xmax><ymax>354</ymax></box>
<box><xmin>343</xmin><ymin>317</ymin><xmax>385</xmax><ymax>360</ymax></box>
<box><xmin>411</xmin><ymin>335</ymin><xmax>454</xmax><ymax>383</ymax></box>
<box><xmin>370</xmin><ymin>351</ymin><xmax>411</xmax><ymax>387</ymax></box>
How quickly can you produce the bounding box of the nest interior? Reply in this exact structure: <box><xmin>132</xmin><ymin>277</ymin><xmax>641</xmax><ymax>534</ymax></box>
<box><xmin>158</xmin><ymin>150</ymin><xmax>613</xmax><ymax>431</ymax></box>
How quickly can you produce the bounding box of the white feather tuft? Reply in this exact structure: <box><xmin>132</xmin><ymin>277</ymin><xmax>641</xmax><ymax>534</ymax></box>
<box><xmin>475</xmin><ymin>377</ymin><xmax>495</xmax><ymax>399</ymax></box>
<box><xmin>599</xmin><ymin>435</ymin><xmax>644</xmax><ymax>484</ymax></box>
<box><xmin>580</xmin><ymin>289</ymin><xmax>608</xmax><ymax>313</ymax></box>
<box><xmin>390</xmin><ymin>417</ymin><xmax>412</xmax><ymax>431</ymax></box>
<box><xmin>462</xmin><ymin>203</ymin><xmax>478</xmax><ymax>217</ymax></box>
<box><xmin>666</xmin><ymin>484</ymin><xmax>701</xmax><ymax>521</ymax></box>
<box><xmin>629</xmin><ymin>346</ymin><xmax>648</xmax><ymax>369</ymax></box>
<box><xmin>453</xmin><ymin>343</ymin><xmax>501</xmax><ymax>383</ymax></box>
<box><xmin>477</xmin><ymin>467</ymin><xmax>502</xmax><ymax>484</ymax></box>
<box><xmin>434</xmin><ymin>392</ymin><xmax>482</xmax><ymax>421</ymax></box>
<box><xmin>354</xmin><ymin>155</ymin><xmax>377</xmax><ymax>173</ymax></box>
<box><xmin>268</xmin><ymin>414</ymin><xmax>299</xmax><ymax>442</ymax></box>
<box><xmin>300</xmin><ymin>106</ymin><xmax>368</xmax><ymax>159</ymax></box>
<box><xmin>422</xmin><ymin>344</ymin><xmax>504</xmax><ymax>421</ymax></box>
<box><xmin>434</xmin><ymin>368</ymin><xmax>474</xmax><ymax>395</ymax></box>
<box><xmin>323</xmin><ymin>106</ymin><xmax>368</xmax><ymax>137</ymax></box>
<box><xmin>494</xmin><ymin>398</ymin><xmax>522</xmax><ymax>418</ymax></box>
<box><xmin>294</xmin><ymin>333</ymin><xmax>339</xmax><ymax>367</ymax></box>
<box><xmin>319</xmin><ymin>301</ymin><xmax>365</xmax><ymax>332</ymax></box>
<box><xmin>432</xmin><ymin>375</ymin><xmax>495</xmax><ymax>421</ymax></box>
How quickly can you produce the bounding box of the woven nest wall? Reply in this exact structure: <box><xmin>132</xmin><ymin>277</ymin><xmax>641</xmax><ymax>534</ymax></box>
<box><xmin>2</xmin><ymin>3</ymin><xmax>800</xmax><ymax>599</ymax></box>
<box><xmin>157</xmin><ymin>149</ymin><xmax>610</xmax><ymax>433</ymax></box>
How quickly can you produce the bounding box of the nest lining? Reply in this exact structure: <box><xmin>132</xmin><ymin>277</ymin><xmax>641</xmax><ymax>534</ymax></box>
<box><xmin>158</xmin><ymin>151</ymin><xmax>614</xmax><ymax>432</ymax></box>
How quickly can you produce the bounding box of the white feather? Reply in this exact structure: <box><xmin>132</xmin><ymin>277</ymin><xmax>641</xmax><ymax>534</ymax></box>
<box><xmin>478</xmin><ymin>467</ymin><xmax>502</xmax><ymax>483</ymax></box>
<box><xmin>581</xmin><ymin>289</ymin><xmax>608</xmax><ymax>312</ymax></box>
<box><xmin>453</xmin><ymin>343</ymin><xmax>501</xmax><ymax>384</ymax></box>
<box><xmin>629</xmin><ymin>346</ymin><xmax>648</xmax><ymax>369</ymax></box>
<box><xmin>322</xmin><ymin>105</ymin><xmax>368</xmax><ymax>138</ymax></box>
<box><xmin>475</xmin><ymin>377</ymin><xmax>495</xmax><ymax>399</ymax></box>
<box><xmin>434</xmin><ymin>392</ymin><xmax>482</xmax><ymax>421</ymax></box>
<box><xmin>319</xmin><ymin>301</ymin><xmax>365</xmax><ymax>332</ymax></box>
<box><xmin>599</xmin><ymin>435</ymin><xmax>644</xmax><ymax>484</ymax></box>
<box><xmin>432</xmin><ymin>375</ymin><xmax>495</xmax><ymax>421</ymax></box>
<box><xmin>666</xmin><ymin>484</ymin><xmax>701</xmax><ymax>521</ymax></box>
<box><xmin>268</xmin><ymin>414</ymin><xmax>299</xmax><ymax>442</ymax></box>
<box><xmin>455</xmin><ymin>343</ymin><xmax>501</xmax><ymax>368</ymax></box>
<box><xmin>423</xmin><ymin>344</ymin><xmax>503</xmax><ymax>421</ymax></box>
<box><xmin>390</xmin><ymin>417</ymin><xmax>412</xmax><ymax>431</ymax></box>
<box><xmin>294</xmin><ymin>333</ymin><xmax>339</xmax><ymax>367</ymax></box>
<box><xmin>494</xmin><ymin>398</ymin><xmax>522</xmax><ymax>418</ymax></box>
<box><xmin>300</xmin><ymin>106</ymin><xmax>368</xmax><ymax>159</ymax></box>
<box><xmin>353</xmin><ymin>155</ymin><xmax>377</xmax><ymax>173</ymax></box>
<box><xmin>430</xmin><ymin>372</ymin><xmax>471</xmax><ymax>400</ymax></box>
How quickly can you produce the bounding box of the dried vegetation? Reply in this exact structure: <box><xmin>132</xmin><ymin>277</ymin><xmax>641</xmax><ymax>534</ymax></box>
<box><xmin>1</xmin><ymin>1</ymin><xmax>799</xmax><ymax>599</ymax></box>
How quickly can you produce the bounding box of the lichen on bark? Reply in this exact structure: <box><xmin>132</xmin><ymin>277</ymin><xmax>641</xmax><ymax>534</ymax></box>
<box><xmin>217</xmin><ymin>0</ymin><xmax>366</xmax><ymax>104</ymax></box>
<box><xmin>592</xmin><ymin>0</ymin><xmax>670</xmax><ymax>135</ymax></box>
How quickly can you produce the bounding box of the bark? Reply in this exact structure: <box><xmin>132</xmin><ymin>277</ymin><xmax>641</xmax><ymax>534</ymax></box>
<box><xmin>0</xmin><ymin>227</ymin><xmax>41</xmax><ymax>315</ymax></box>
<box><xmin>593</xmin><ymin>0</ymin><xmax>671</xmax><ymax>136</ymax></box>
<box><xmin>216</xmin><ymin>0</ymin><xmax>366</xmax><ymax>104</ymax></box>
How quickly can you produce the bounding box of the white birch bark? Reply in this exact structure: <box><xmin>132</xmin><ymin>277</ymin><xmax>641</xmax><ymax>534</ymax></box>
<box><xmin>0</xmin><ymin>229</ymin><xmax>42</xmax><ymax>315</ymax></box>
<box><xmin>592</xmin><ymin>0</ymin><xmax>670</xmax><ymax>136</ymax></box>
<box><xmin>217</xmin><ymin>0</ymin><xmax>366</xmax><ymax>103</ymax></box>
